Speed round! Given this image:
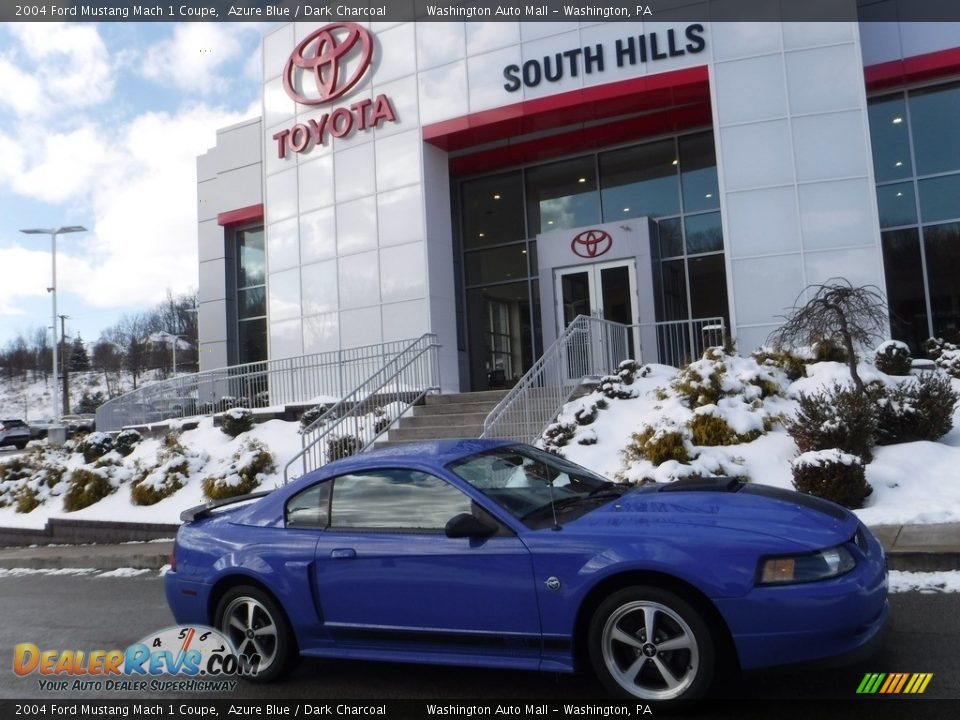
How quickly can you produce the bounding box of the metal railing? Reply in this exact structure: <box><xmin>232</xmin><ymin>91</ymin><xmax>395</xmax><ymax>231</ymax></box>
<box><xmin>641</xmin><ymin>317</ymin><xmax>726</xmax><ymax>369</ymax></box>
<box><xmin>481</xmin><ymin>316</ymin><xmax>637</xmax><ymax>443</ymax></box>
<box><xmin>95</xmin><ymin>338</ymin><xmax>426</xmax><ymax>432</ymax></box>
<box><xmin>481</xmin><ymin>315</ymin><xmax>727</xmax><ymax>444</ymax></box>
<box><xmin>283</xmin><ymin>334</ymin><xmax>440</xmax><ymax>483</ymax></box>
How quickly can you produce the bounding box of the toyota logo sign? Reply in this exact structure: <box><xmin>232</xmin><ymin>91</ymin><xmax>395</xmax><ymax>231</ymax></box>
<box><xmin>571</xmin><ymin>230</ymin><xmax>613</xmax><ymax>258</ymax></box>
<box><xmin>283</xmin><ymin>23</ymin><xmax>374</xmax><ymax>105</ymax></box>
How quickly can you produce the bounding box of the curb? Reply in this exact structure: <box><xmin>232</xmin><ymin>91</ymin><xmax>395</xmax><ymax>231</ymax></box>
<box><xmin>0</xmin><ymin>542</ymin><xmax>172</xmax><ymax>572</ymax></box>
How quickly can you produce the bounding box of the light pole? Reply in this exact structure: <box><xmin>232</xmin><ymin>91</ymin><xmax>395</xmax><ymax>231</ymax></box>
<box><xmin>20</xmin><ymin>226</ymin><xmax>87</xmax><ymax>422</ymax></box>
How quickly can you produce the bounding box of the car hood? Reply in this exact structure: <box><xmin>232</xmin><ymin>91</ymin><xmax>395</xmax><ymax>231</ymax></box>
<box><xmin>566</xmin><ymin>479</ymin><xmax>858</xmax><ymax>551</ymax></box>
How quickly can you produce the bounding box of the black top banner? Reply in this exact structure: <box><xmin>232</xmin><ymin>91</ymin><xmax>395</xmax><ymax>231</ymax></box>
<box><xmin>4</xmin><ymin>0</ymin><xmax>960</xmax><ymax>24</ymax></box>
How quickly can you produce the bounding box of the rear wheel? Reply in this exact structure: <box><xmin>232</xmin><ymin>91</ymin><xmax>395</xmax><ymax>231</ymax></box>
<box><xmin>215</xmin><ymin>585</ymin><xmax>297</xmax><ymax>683</ymax></box>
<box><xmin>15</xmin><ymin>442</ymin><xmax>27</xmax><ymax>450</ymax></box>
<box><xmin>588</xmin><ymin>586</ymin><xmax>715</xmax><ymax>702</ymax></box>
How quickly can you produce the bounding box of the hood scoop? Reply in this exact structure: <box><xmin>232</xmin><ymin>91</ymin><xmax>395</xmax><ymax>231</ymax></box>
<box><xmin>658</xmin><ymin>477</ymin><xmax>743</xmax><ymax>493</ymax></box>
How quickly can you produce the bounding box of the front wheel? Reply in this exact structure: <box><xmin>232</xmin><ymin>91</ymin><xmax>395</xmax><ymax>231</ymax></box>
<box><xmin>215</xmin><ymin>585</ymin><xmax>298</xmax><ymax>683</ymax></box>
<box><xmin>588</xmin><ymin>586</ymin><xmax>715</xmax><ymax>702</ymax></box>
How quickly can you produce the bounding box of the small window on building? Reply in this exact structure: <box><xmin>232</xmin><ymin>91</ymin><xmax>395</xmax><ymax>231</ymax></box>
<box><xmin>236</xmin><ymin>226</ymin><xmax>267</xmax><ymax>364</ymax></box>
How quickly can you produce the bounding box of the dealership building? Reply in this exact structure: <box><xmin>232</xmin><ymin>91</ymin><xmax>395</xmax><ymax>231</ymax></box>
<box><xmin>197</xmin><ymin>16</ymin><xmax>960</xmax><ymax>394</ymax></box>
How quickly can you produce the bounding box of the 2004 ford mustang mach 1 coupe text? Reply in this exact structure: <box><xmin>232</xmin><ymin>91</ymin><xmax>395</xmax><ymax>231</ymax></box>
<box><xmin>165</xmin><ymin>439</ymin><xmax>889</xmax><ymax>702</ymax></box>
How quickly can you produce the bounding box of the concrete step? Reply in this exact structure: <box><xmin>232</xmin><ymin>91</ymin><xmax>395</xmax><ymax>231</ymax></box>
<box><xmin>386</xmin><ymin>425</ymin><xmax>484</xmax><ymax>441</ymax></box>
<box><xmin>412</xmin><ymin>401</ymin><xmax>501</xmax><ymax>417</ymax></box>
<box><xmin>398</xmin><ymin>412</ymin><xmax>489</xmax><ymax>429</ymax></box>
<box><xmin>425</xmin><ymin>390</ymin><xmax>510</xmax><ymax>405</ymax></box>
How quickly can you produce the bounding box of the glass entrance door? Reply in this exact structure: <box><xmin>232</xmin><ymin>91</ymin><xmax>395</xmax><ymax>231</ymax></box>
<box><xmin>555</xmin><ymin>260</ymin><xmax>641</xmax><ymax>365</ymax></box>
<box><xmin>555</xmin><ymin>260</ymin><xmax>639</xmax><ymax>329</ymax></box>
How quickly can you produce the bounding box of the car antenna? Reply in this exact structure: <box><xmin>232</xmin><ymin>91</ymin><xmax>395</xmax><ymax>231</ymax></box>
<box><xmin>546</xmin><ymin>465</ymin><xmax>561</xmax><ymax>532</ymax></box>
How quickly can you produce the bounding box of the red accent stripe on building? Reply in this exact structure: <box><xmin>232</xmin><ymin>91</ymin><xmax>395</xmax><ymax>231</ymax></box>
<box><xmin>422</xmin><ymin>66</ymin><xmax>710</xmax><ymax>156</ymax></box>
<box><xmin>865</xmin><ymin>47</ymin><xmax>960</xmax><ymax>91</ymax></box>
<box><xmin>217</xmin><ymin>203</ymin><xmax>264</xmax><ymax>227</ymax></box>
<box><xmin>450</xmin><ymin>101</ymin><xmax>712</xmax><ymax>177</ymax></box>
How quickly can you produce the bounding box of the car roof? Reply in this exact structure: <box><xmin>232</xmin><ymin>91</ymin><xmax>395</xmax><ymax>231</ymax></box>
<box><xmin>321</xmin><ymin>438</ymin><xmax>516</xmax><ymax>474</ymax></box>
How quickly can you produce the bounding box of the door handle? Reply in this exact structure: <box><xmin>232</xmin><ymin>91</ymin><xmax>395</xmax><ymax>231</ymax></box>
<box><xmin>330</xmin><ymin>548</ymin><xmax>356</xmax><ymax>559</ymax></box>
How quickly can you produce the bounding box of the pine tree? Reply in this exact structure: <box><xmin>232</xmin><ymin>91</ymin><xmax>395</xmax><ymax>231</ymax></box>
<box><xmin>70</xmin><ymin>335</ymin><xmax>90</xmax><ymax>372</ymax></box>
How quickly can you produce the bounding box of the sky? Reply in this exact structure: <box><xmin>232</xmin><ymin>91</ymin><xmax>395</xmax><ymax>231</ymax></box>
<box><xmin>0</xmin><ymin>21</ymin><xmax>274</xmax><ymax>348</ymax></box>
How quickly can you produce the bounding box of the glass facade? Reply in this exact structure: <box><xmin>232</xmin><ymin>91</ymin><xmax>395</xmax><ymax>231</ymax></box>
<box><xmin>870</xmin><ymin>83</ymin><xmax>960</xmax><ymax>348</ymax></box>
<box><xmin>457</xmin><ymin>130</ymin><xmax>727</xmax><ymax>390</ymax></box>
<box><xmin>236</xmin><ymin>227</ymin><xmax>268</xmax><ymax>364</ymax></box>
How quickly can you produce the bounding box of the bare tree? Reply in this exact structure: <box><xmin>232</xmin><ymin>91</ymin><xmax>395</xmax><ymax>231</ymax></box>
<box><xmin>769</xmin><ymin>279</ymin><xmax>889</xmax><ymax>395</ymax></box>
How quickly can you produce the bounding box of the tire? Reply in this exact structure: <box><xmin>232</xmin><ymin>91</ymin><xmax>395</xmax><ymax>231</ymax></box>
<box><xmin>588</xmin><ymin>586</ymin><xmax>715</xmax><ymax>702</ymax></box>
<box><xmin>215</xmin><ymin>585</ymin><xmax>298</xmax><ymax>683</ymax></box>
<box><xmin>15</xmin><ymin>442</ymin><xmax>27</xmax><ymax>450</ymax></box>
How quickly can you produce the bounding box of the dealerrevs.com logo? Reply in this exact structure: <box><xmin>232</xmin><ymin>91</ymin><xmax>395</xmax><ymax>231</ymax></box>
<box><xmin>283</xmin><ymin>23</ymin><xmax>374</xmax><ymax>105</ymax></box>
<box><xmin>13</xmin><ymin>625</ymin><xmax>257</xmax><ymax>693</ymax></box>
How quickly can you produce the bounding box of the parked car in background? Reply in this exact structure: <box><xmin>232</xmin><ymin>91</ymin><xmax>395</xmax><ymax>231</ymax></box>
<box><xmin>166</xmin><ymin>440</ymin><xmax>889</xmax><ymax>702</ymax></box>
<box><xmin>0</xmin><ymin>419</ymin><xmax>31</xmax><ymax>450</ymax></box>
<box><xmin>60</xmin><ymin>414</ymin><xmax>96</xmax><ymax>435</ymax></box>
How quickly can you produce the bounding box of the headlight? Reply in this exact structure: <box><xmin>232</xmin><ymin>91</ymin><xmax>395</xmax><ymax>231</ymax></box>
<box><xmin>759</xmin><ymin>545</ymin><xmax>856</xmax><ymax>585</ymax></box>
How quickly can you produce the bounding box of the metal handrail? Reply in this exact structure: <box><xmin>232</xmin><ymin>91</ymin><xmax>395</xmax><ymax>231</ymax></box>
<box><xmin>639</xmin><ymin>316</ymin><xmax>726</xmax><ymax>369</ymax></box>
<box><xmin>283</xmin><ymin>334</ymin><xmax>440</xmax><ymax>483</ymax></box>
<box><xmin>481</xmin><ymin>315</ymin><xmax>726</xmax><ymax>443</ymax></box>
<box><xmin>95</xmin><ymin>337</ymin><xmax>427</xmax><ymax>432</ymax></box>
<box><xmin>481</xmin><ymin>315</ymin><xmax>638</xmax><ymax>443</ymax></box>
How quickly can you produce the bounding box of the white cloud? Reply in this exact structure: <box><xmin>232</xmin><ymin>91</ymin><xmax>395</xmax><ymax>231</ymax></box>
<box><xmin>0</xmin><ymin>22</ymin><xmax>263</xmax><ymax>322</ymax></box>
<box><xmin>141</xmin><ymin>23</ymin><xmax>261</xmax><ymax>94</ymax></box>
<box><xmin>0</xmin><ymin>23</ymin><xmax>114</xmax><ymax>117</ymax></box>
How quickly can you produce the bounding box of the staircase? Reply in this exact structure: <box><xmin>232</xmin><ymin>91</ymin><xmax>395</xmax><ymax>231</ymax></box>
<box><xmin>374</xmin><ymin>390</ymin><xmax>510</xmax><ymax>447</ymax></box>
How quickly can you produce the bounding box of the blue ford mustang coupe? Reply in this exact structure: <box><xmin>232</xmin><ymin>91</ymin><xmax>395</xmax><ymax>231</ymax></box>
<box><xmin>165</xmin><ymin>439</ymin><xmax>889</xmax><ymax>701</ymax></box>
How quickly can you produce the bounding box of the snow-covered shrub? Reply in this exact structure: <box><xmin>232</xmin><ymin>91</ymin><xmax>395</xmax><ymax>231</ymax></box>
<box><xmin>574</xmin><ymin>402</ymin><xmax>601</xmax><ymax>426</ymax></box>
<box><xmin>115</xmin><ymin>429</ymin><xmax>143</xmax><ymax>457</ymax></box>
<box><xmin>872</xmin><ymin>373</ymin><xmax>958</xmax><ymax>445</ymax></box>
<box><xmin>597</xmin><ymin>375</ymin><xmax>638</xmax><ymax>400</ymax></box>
<box><xmin>577</xmin><ymin>429</ymin><xmax>598</xmax><ymax>446</ymax></box>
<box><xmin>616</xmin><ymin>359</ymin><xmax>648</xmax><ymax>385</ymax></box>
<box><xmin>220</xmin><ymin>407</ymin><xmax>254</xmax><ymax>438</ymax></box>
<box><xmin>131</xmin><ymin>457</ymin><xmax>188</xmax><ymax>506</ymax></box>
<box><xmin>63</xmin><ymin>467</ymin><xmax>115</xmax><ymax>512</ymax></box>
<box><xmin>326</xmin><ymin>434</ymin><xmax>360</xmax><ymax>462</ymax></box>
<box><xmin>0</xmin><ymin>457</ymin><xmax>33</xmax><ymax>509</ymax></box>
<box><xmin>787</xmin><ymin>382</ymin><xmax>876</xmax><ymax>461</ymax></box>
<box><xmin>201</xmin><ymin>438</ymin><xmax>276</xmax><ymax>500</ymax></box>
<box><xmin>688</xmin><ymin>406</ymin><xmax>761</xmax><ymax>446</ymax></box>
<box><xmin>874</xmin><ymin>340</ymin><xmax>912</xmax><ymax>376</ymax></box>
<box><xmin>623</xmin><ymin>424</ymin><xmax>691</xmax><ymax>466</ymax></box>
<box><xmin>812</xmin><ymin>337</ymin><xmax>849</xmax><ymax>363</ymax></box>
<box><xmin>751</xmin><ymin>347</ymin><xmax>808</xmax><ymax>382</ymax></box>
<box><xmin>926</xmin><ymin>338</ymin><xmax>960</xmax><ymax>379</ymax></box>
<box><xmin>542</xmin><ymin>421</ymin><xmax>577</xmax><ymax>453</ymax></box>
<box><xmin>78</xmin><ymin>432</ymin><xmax>114</xmax><ymax>464</ymax></box>
<box><xmin>198</xmin><ymin>396</ymin><xmax>244</xmax><ymax>415</ymax></box>
<box><xmin>300</xmin><ymin>404</ymin><xmax>332</xmax><ymax>432</ymax></box>
<box><xmin>15</xmin><ymin>486</ymin><xmax>40</xmax><ymax>514</ymax></box>
<box><xmin>672</xmin><ymin>347</ymin><xmax>784</xmax><ymax>410</ymax></box>
<box><xmin>791</xmin><ymin>449</ymin><xmax>871</xmax><ymax>509</ymax></box>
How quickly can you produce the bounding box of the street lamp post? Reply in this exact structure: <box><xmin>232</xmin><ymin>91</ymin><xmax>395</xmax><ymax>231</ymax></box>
<box><xmin>20</xmin><ymin>226</ymin><xmax>87</xmax><ymax>422</ymax></box>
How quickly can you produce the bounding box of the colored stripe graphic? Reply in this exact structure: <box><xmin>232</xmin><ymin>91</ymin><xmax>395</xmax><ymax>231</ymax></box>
<box><xmin>857</xmin><ymin>672</ymin><xmax>932</xmax><ymax>694</ymax></box>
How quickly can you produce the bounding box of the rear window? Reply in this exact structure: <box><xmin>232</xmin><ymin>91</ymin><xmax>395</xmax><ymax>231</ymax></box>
<box><xmin>2</xmin><ymin>420</ymin><xmax>27</xmax><ymax>428</ymax></box>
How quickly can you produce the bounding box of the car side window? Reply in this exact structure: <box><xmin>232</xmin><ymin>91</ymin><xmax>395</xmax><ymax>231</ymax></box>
<box><xmin>285</xmin><ymin>481</ymin><xmax>331</xmax><ymax>528</ymax></box>
<box><xmin>329</xmin><ymin>469</ymin><xmax>473</xmax><ymax>531</ymax></box>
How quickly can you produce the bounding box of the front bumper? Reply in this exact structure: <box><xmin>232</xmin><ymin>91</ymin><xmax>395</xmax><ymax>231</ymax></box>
<box><xmin>715</xmin><ymin>529</ymin><xmax>890</xmax><ymax>671</ymax></box>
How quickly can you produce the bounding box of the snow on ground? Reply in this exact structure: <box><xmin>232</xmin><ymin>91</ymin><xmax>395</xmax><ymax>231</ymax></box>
<box><xmin>888</xmin><ymin>571</ymin><xmax>960</xmax><ymax>593</ymax></box>
<box><xmin>0</xmin><ymin>567</ymin><xmax>164</xmax><ymax>578</ymax></box>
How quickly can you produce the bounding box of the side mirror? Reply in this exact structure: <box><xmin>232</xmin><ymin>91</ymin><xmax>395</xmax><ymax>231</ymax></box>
<box><xmin>445</xmin><ymin>513</ymin><xmax>497</xmax><ymax>539</ymax></box>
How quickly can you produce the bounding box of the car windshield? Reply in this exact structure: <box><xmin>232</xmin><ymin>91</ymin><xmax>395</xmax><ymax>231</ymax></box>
<box><xmin>447</xmin><ymin>445</ymin><xmax>627</xmax><ymax>528</ymax></box>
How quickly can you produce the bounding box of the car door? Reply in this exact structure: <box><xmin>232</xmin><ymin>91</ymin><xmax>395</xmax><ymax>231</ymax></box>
<box><xmin>311</xmin><ymin>467</ymin><xmax>542</xmax><ymax>660</ymax></box>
